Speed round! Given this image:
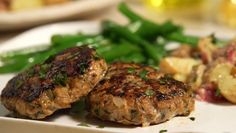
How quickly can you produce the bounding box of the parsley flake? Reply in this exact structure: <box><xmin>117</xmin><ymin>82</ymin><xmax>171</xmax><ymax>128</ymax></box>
<box><xmin>26</xmin><ymin>69</ymin><xmax>35</xmax><ymax>77</ymax></box>
<box><xmin>39</xmin><ymin>71</ymin><xmax>46</xmax><ymax>79</ymax></box>
<box><xmin>78</xmin><ymin>63</ymin><xmax>88</xmax><ymax>74</ymax></box>
<box><xmin>189</xmin><ymin>117</ymin><xmax>195</xmax><ymax>121</ymax></box>
<box><xmin>39</xmin><ymin>64</ymin><xmax>51</xmax><ymax>79</ymax></box>
<box><xmin>159</xmin><ymin>129</ymin><xmax>168</xmax><ymax>133</ymax></box>
<box><xmin>128</xmin><ymin>67</ymin><xmax>135</xmax><ymax>74</ymax></box>
<box><xmin>53</xmin><ymin>72</ymin><xmax>67</xmax><ymax>86</ymax></box>
<box><xmin>215</xmin><ymin>88</ymin><xmax>221</xmax><ymax>97</ymax></box>
<box><xmin>96</xmin><ymin>125</ymin><xmax>105</xmax><ymax>128</ymax></box>
<box><xmin>15</xmin><ymin>80</ymin><xmax>23</xmax><ymax>89</ymax></box>
<box><xmin>139</xmin><ymin>70</ymin><xmax>148</xmax><ymax>80</ymax></box>
<box><xmin>145</xmin><ymin>89</ymin><xmax>155</xmax><ymax>96</ymax></box>
<box><xmin>67</xmin><ymin>51</ymin><xmax>80</xmax><ymax>59</ymax></box>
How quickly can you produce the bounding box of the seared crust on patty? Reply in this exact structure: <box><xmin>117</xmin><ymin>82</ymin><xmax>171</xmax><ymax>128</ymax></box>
<box><xmin>87</xmin><ymin>63</ymin><xmax>194</xmax><ymax>126</ymax></box>
<box><xmin>1</xmin><ymin>46</ymin><xmax>108</xmax><ymax>119</ymax></box>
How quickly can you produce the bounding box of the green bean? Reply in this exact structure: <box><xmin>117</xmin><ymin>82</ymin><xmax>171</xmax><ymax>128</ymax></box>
<box><xmin>51</xmin><ymin>34</ymin><xmax>104</xmax><ymax>47</ymax></box>
<box><xmin>118</xmin><ymin>52</ymin><xmax>146</xmax><ymax>63</ymax></box>
<box><xmin>102</xmin><ymin>21</ymin><xmax>166</xmax><ymax>64</ymax></box>
<box><xmin>0</xmin><ymin>34</ymin><xmax>105</xmax><ymax>63</ymax></box>
<box><xmin>0</xmin><ymin>59</ymin><xmax>32</xmax><ymax>74</ymax></box>
<box><xmin>166</xmin><ymin>32</ymin><xmax>199</xmax><ymax>47</ymax></box>
<box><xmin>0</xmin><ymin>49</ymin><xmax>47</xmax><ymax>64</ymax></box>
<box><xmin>97</xmin><ymin>42</ymin><xmax>141</xmax><ymax>62</ymax></box>
<box><xmin>0</xmin><ymin>34</ymin><xmax>109</xmax><ymax>74</ymax></box>
<box><xmin>0</xmin><ymin>45</ymin><xmax>49</xmax><ymax>59</ymax></box>
<box><xmin>118</xmin><ymin>2</ymin><xmax>203</xmax><ymax>47</ymax></box>
<box><xmin>119</xmin><ymin>3</ymin><xmax>182</xmax><ymax>40</ymax></box>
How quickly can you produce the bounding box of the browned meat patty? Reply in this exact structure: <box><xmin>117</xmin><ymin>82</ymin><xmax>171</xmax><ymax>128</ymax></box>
<box><xmin>1</xmin><ymin>46</ymin><xmax>108</xmax><ymax>119</ymax></box>
<box><xmin>87</xmin><ymin>63</ymin><xmax>194</xmax><ymax>126</ymax></box>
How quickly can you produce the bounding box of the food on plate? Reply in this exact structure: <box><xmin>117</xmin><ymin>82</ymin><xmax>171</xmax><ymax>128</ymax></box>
<box><xmin>161</xmin><ymin>37</ymin><xmax>236</xmax><ymax>103</ymax></box>
<box><xmin>209</xmin><ymin>63</ymin><xmax>236</xmax><ymax>103</ymax></box>
<box><xmin>0</xmin><ymin>3</ymin><xmax>235</xmax><ymax>105</ymax></box>
<box><xmin>160</xmin><ymin>57</ymin><xmax>201</xmax><ymax>82</ymax></box>
<box><xmin>0</xmin><ymin>46</ymin><xmax>193</xmax><ymax>125</ymax></box>
<box><xmin>0</xmin><ymin>2</ymin><xmax>197</xmax><ymax>74</ymax></box>
<box><xmin>0</xmin><ymin>46</ymin><xmax>108</xmax><ymax>119</ymax></box>
<box><xmin>0</xmin><ymin>2</ymin><xmax>236</xmax><ymax>125</ymax></box>
<box><xmin>0</xmin><ymin>0</ymin><xmax>71</xmax><ymax>12</ymax></box>
<box><xmin>87</xmin><ymin>63</ymin><xmax>194</xmax><ymax>126</ymax></box>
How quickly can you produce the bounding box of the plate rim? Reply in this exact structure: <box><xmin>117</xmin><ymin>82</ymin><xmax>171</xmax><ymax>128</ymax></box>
<box><xmin>0</xmin><ymin>0</ymin><xmax>122</xmax><ymax>31</ymax></box>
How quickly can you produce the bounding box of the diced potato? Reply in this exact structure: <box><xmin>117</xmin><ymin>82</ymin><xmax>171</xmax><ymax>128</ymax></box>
<box><xmin>210</xmin><ymin>63</ymin><xmax>236</xmax><ymax>103</ymax></box>
<box><xmin>187</xmin><ymin>64</ymin><xmax>206</xmax><ymax>91</ymax></box>
<box><xmin>198</xmin><ymin>37</ymin><xmax>217</xmax><ymax>63</ymax></box>
<box><xmin>10</xmin><ymin>0</ymin><xmax>44</xmax><ymax>11</ymax></box>
<box><xmin>209</xmin><ymin>63</ymin><xmax>231</xmax><ymax>82</ymax></box>
<box><xmin>160</xmin><ymin>57</ymin><xmax>201</xmax><ymax>75</ymax></box>
<box><xmin>173</xmin><ymin>73</ymin><xmax>187</xmax><ymax>82</ymax></box>
<box><xmin>218</xmin><ymin>76</ymin><xmax>236</xmax><ymax>103</ymax></box>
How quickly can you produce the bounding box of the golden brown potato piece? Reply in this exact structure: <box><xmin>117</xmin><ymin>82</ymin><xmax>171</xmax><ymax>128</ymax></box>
<box><xmin>160</xmin><ymin>57</ymin><xmax>201</xmax><ymax>82</ymax></box>
<box><xmin>209</xmin><ymin>63</ymin><xmax>236</xmax><ymax>103</ymax></box>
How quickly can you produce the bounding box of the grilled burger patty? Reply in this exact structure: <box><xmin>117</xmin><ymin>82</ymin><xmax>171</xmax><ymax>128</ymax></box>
<box><xmin>1</xmin><ymin>46</ymin><xmax>108</xmax><ymax>119</ymax></box>
<box><xmin>87</xmin><ymin>63</ymin><xmax>194</xmax><ymax>126</ymax></box>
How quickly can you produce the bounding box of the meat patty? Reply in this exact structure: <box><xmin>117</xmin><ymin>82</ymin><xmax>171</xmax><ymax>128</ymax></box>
<box><xmin>87</xmin><ymin>63</ymin><xmax>194</xmax><ymax>126</ymax></box>
<box><xmin>1</xmin><ymin>46</ymin><xmax>108</xmax><ymax>119</ymax></box>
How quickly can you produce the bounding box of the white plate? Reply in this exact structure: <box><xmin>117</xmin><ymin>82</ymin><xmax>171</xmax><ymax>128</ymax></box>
<box><xmin>0</xmin><ymin>0</ymin><xmax>121</xmax><ymax>31</ymax></box>
<box><xmin>0</xmin><ymin>21</ymin><xmax>236</xmax><ymax>133</ymax></box>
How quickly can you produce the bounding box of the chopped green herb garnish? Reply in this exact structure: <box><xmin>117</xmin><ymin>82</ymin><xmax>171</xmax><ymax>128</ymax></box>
<box><xmin>66</xmin><ymin>51</ymin><xmax>80</xmax><ymax>59</ymax></box>
<box><xmin>189</xmin><ymin>117</ymin><xmax>195</xmax><ymax>121</ymax></box>
<box><xmin>39</xmin><ymin>71</ymin><xmax>46</xmax><ymax>79</ymax></box>
<box><xmin>159</xmin><ymin>129</ymin><xmax>168</xmax><ymax>133</ymax></box>
<box><xmin>77</xmin><ymin>122</ymin><xmax>90</xmax><ymax>127</ymax></box>
<box><xmin>128</xmin><ymin>67</ymin><xmax>135</xmax><ymax>74</ymax></box>
<box><xmin>41</xmin><ymin>64</ymin><xmax>50</xmax><ymax>70</ymax></box>
<box><xmin>159</xmin><ymin>80</ymin><xmax>165</xmax><ymax>84</ymax></box>
<box><xmin>96</xmin><ymin>125</ymin><xmax>105</xmax><ymax>128</ymax></box>
<box><xmin>39</xmin><ymin>64</ymin><xmax>51</xmax><ymax>79</ymax></box>
<box><xmin>15</xmin><ymin>80</ymin><xmax>23</xmax><ymax>89</ymax></box>
<box><xmin>215</xmin><ymin>88</ymin><xmax>221</xmax><ymax>97</ymax></box>
<box><xmin>53</xmin><ymin>72</ymin><xmax>67</xmax><ymax>86</ymax></box>
<box><xmin>145</xmin><ymin>89</ymin><xmax>155</xmax><ymax>96</ymax></box>
<box><xmin>26</xmin><ymin>69</ymin><xmax>35</xmax><ymax>77</ymax></box>
<box><xmin>159</xmin><ymin>78</ymin><xmax>166</xmax><ymax>85</ymax></box>
<box><xmin>78</xmin><ymin>63</ymin><xmax>88</xmax><ymax>74</ymax></box>
<box><xmin>139</xmin><ymin>70</ymin><xmax>148</xmax><ymax>80</ymax></box>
